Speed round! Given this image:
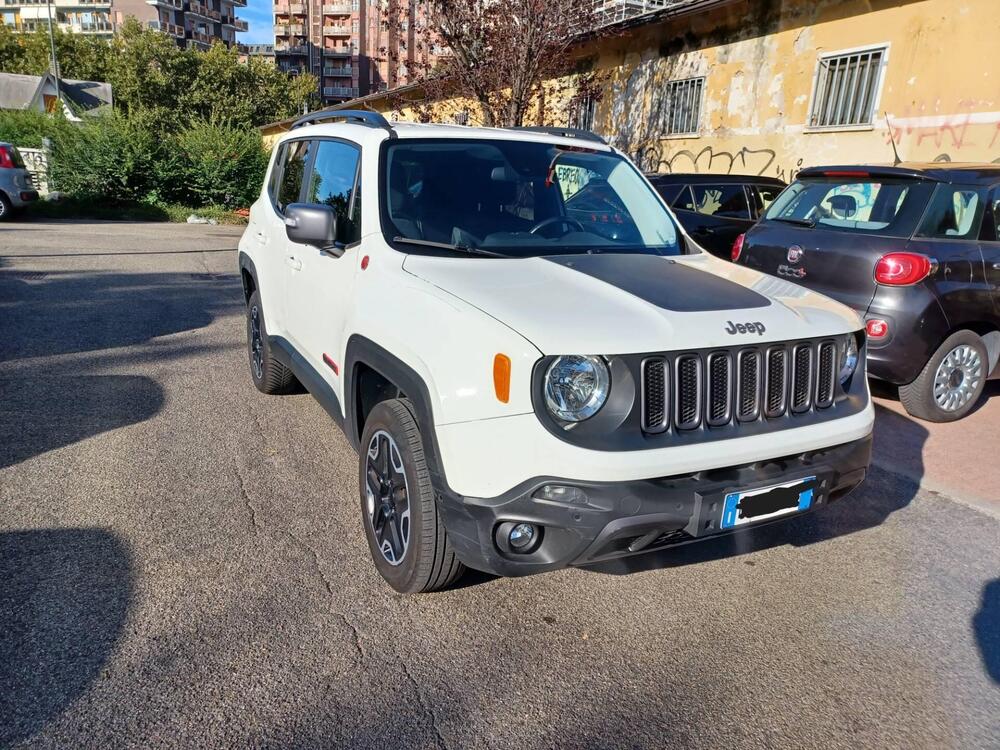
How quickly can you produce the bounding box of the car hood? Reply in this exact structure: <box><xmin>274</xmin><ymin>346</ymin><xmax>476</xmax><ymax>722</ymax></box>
<box><xmin>402</xmin><ymin>252</ymin><xmax>863</xmax><ymax>355</ymax></box>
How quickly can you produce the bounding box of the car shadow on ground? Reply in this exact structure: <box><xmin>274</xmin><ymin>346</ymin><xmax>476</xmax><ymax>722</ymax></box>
<box><xmin>0</xmin><ymin>528</ymin><xmax>133</xmax><ymax>746</ymax></box>
<box><xmin>0</xmin><ymin>374</ymin><xmax>165</xmax><ymax>469</ymax></box>
<box><xmin>973</xmin><ymin>579</ymin><xmax>1000</xmax><ymax>684</ymax></box>
<box><xmin>0</xmin><ymin>269</ymin><xmax>243</xmax><ymax>362</ymax></box>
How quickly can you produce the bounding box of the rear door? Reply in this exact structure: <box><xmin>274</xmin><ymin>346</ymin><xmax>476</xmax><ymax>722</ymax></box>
<box><xmin>741</xmin><ymin>175</ymin><xmax>936</xmax><ymax>313</ymax></box>
<box><xmin>676</xmin><ymin>183</ymin><xmax>753</xmax><ymax>258</ymax></box>
<box><xmin>978</xmin><ymin>185</ymin><xmax>1000</xmax><ymax>316</ymax></box>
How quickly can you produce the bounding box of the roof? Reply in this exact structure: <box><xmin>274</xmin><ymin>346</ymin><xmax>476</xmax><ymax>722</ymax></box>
<box><xmin>0</xmin><ymin>72</ymin><xmax>112</xmax><ymax>115</ymax></box>
<box><xmin>279</xmin><ymin>119</ymin><xmax>615</xmax><ymax>152</ymax></box>
<box><xmin>797</xmin><ymin>163</ymin><xmax>1000</xmax><ymax>184</ymax></box>
<box><xmin>647</xmin><ymin>172</ymin><xmax>786</xmax><ymax>186</ymax></box>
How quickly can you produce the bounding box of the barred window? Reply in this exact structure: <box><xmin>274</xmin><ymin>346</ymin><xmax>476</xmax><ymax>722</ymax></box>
<box><xmin>568</xmin><ymin>94</ymin><xmax>597</xmax><ymax>132</ymax></box>
<box><xmin>809</xmin><ymin>47</ymin><xmax>887</xmax><ymax>128</ymax></box>
<box><xmin>659</xmin><ymin>77</ymin><xmax>704</xmax><ymax>136</ymax></box>
<box><xmin>453</xmin><ymin>110</ymin><xmax>469</xmax><ymax>126</ymax></box>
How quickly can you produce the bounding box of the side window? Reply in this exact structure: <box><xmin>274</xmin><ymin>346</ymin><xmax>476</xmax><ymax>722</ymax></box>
<box><xmin>672</xmin><ymin>186</ymin><xmax>695</xmax><ymax>211</ymax></box>
<box><xmin>916</xmin><ymin>185</ymin><xmax>988</xmax><ymax>241</ymax></box>
<box><xmin>990</xmin><ymin>188</ymin><xmax>1000</xmax><ymax>241</ymax></box>
<box><xmin>277</xmin><ymin>139</ymin><xmax>311</xmax><ymax>213</ymax></box>
<box><xmin>691</xmin><ymin>184</ymin><xmax>751</xmax><ymax>219</ymax></box>
<box><xmin>756</xmin><ymin>184</ymin><xmax>783</xmax><ymax>211</ymax></box>
<box><xmin>305</xmin><ymin>139</ymin><xmax>362</xmax><ymax>244</ymax></box>
<box><xmin>267</xmin><ymin>144</ymin><xmax>285</xmax><ymax>205</ymax></box>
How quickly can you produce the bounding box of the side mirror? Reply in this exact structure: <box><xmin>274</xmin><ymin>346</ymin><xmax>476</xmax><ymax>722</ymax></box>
<box><xmin>284</xmin><ymin>203</ymin><xmax>341</xmax><ymax>253</ymax></box>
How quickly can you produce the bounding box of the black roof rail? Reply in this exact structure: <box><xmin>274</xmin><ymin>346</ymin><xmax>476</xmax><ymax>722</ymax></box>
<box><xmin>291</xmin><ymin>109</ymin><xmax>395</xmax><ymax>136</ymax></box>
<box><xmin>513</xmin><ymin>126</ymin><xmax>607</xmax><ymax>145</ymax></box>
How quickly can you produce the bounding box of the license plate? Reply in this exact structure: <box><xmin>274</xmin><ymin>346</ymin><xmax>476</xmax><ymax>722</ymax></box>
<box><xmin>721</xmin><ymin>476</ymin><xmax>817</xmax><ymax>530</ymax></box>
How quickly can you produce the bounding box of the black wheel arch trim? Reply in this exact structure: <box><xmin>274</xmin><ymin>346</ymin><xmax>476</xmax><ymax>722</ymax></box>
<box><xmin>238</xmin><ymin>251</ymin><xmax>258</xmax><ymax>305</ymax></box>
<box><xmin>344</xmin><ymin>335</ymin><xmax>451</xmax><ymax>493</ymax></box>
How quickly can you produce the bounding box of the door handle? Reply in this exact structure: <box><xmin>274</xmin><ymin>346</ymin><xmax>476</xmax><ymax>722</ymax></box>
<box><xmin>286</xmin><ymin>255</ymin><xmax>302</xmax><ymax>271</ymax></box>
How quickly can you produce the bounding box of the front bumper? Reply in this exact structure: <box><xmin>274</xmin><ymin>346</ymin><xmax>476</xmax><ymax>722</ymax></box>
<box><xmin>438</xmin><ymin>434</ymin><xmax>872</xmax><ymax>577</ymax></box>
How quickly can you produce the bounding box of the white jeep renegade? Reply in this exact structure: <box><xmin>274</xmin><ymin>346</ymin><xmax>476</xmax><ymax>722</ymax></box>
<box><xmin>238</xmin><ymin>111</ymin><xmax>874</xmax><ymax>593</ymax></box>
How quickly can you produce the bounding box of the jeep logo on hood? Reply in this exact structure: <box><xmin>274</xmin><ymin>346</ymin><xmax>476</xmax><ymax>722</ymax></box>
<box><xmin>725</xmin><ymin>320</ymin><xmax>766</xmax><ymax>336</ymax></box>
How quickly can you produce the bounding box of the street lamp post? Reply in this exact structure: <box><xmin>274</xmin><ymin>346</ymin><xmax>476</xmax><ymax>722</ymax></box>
<box><xmin>44</xmin><ymin>0</ymin><xmax>61</xmax><ymax>108</ymax></box>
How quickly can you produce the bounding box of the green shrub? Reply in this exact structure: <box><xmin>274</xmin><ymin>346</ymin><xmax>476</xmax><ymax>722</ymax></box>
<box><xmin>158</xmin><ymin>120</ymin><xmax>268</xmax><ymax>209</ymax></box>
<box><xmin>0</xmin><ymin>109</ymin><xmax>73</xmax><ymax>149</ymax></box>
<box><xmin>49</xmin><ymin>110</ymin><xmax>165</xmax><ymax>203</ymax></box>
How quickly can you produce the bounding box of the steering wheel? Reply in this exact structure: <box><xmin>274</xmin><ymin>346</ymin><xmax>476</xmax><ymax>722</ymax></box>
<box><xmin>529</xmin><ymin>217</ymin><xmax>587</xmax><ymax>236</ymax></box>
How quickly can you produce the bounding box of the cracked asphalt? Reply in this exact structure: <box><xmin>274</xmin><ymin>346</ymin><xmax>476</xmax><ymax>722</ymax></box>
<box><xmin>1</xmin><ymin>221</ymin><xmax>998</xmax><ymax>749</ymax></box>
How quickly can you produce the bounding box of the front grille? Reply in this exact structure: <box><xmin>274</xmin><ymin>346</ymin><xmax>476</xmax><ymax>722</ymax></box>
<box><xmin>641</xmin><ymin>338</ymin><xmax>839</xmax><ymax>433</ymax></box>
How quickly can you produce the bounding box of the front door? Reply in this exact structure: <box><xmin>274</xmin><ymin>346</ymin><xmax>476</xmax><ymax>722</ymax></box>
<box><xmin>282</xmin><ymin>138</ymin><xmax>363</xmax><ymax>404</ymax></box>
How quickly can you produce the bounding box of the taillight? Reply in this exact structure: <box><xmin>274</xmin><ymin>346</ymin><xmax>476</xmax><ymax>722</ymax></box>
<box><xmin>730</xmin><ymin>233</ymin><xmax>746</xmax><ymax>262</ymax></box>
<box><xmin>874</xmin><ymin>252</ymin><xmax>933</xmax><ymax>286</ymax></box>
<box><xmin>0</xmin><ymin>146</ymin><xmax>13</xmax><ymax>170</ymax></box>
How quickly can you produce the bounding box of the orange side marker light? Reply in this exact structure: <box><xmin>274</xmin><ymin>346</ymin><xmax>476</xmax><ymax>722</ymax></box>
<box><xmin>493</xmin><ymin>354</ymin><xmax>511</xmax><ymax>404</ymax></box>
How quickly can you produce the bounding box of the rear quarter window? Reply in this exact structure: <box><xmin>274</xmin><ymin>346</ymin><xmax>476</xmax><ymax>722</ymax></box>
<box><xmin>764</xmin><ymin>177</ymin><xmax>935</xmax><ymax>237</ymax></box>
<box><xmin>915</xmin><ymin>185</ymin><xmax>988</xmax><ymax>241</ymax></box>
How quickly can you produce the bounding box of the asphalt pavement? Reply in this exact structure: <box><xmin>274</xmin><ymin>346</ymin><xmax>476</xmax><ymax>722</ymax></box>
<box><xmin>0</xmin><ymin>220</ymin><xmax>998</xmax><ymax>749</ymax></box>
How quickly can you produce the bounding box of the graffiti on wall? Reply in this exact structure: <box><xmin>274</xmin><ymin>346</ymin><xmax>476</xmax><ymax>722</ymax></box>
<box><xmin>887</xmin><ymin>101</ymin><xmax>1000</xmax><ymax>156</ymax></box>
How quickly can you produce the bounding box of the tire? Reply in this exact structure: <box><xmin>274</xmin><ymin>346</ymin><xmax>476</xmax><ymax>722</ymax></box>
<box><xmin>898</xmin><ymin>330</ymin><xmax>988</xmax><ymax>422</ymax></box>
<box><xmin>359</xmin><ymin>398</ymin><xmax>465</xmax><ymax>593</ymax></box>
<box><xmin>246</xmin><ymin>289</ymin><xmax>297</xmax><ymax>395</ymax></box>
<box><xmin>0</xmin><ymin>193</ymin><xmax>11</xmax><ymax>222</ymax></box>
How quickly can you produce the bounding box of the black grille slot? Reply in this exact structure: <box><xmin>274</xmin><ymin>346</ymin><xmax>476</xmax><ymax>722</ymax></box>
<box><xmin>706</xmin><ymin>353</ymin><xmax>732</xmax><ymax>426</ymax></box>
<box><xmin>764</xmin><ymin>347</ymin><xmax>788</xmax><ymax>418</ymax></box>
<box><xmin>816</xmin><ymin>341</ymin><xmax>836</xmax><ymax>408</ymax></box>
<box><xmin>674</xmin><ymin>355</ymin><xmax>702</xmax><ymax>430</ymax></box>
<box><xmin>641</xmin><ymin>358</ymin><xmax>668</xmax><ymax>433</ymax></box>
<box><xmin>791</xmin><ymin>344</ymin><xmax>813</xmax><ymax>412</ymax></box>
<box><xmin>736</xmin><ymin>350</ymin><xmax>761</xmax><ymax>421</ymax></box>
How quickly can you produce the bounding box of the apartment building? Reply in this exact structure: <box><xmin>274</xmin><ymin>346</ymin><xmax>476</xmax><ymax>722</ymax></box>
<box><xmin>274</xmin><ymin>0</ymin><xmax>439</xmax><ymax>107</ymax></box>
<box><xmin>1</xmin><ymin>0</ymin><xmax>116</xmax><ymax>38</ymax></box>
<box><xmin>114</xmin><ymin>0</ymin><xmax>247</xmax><ymax>48</ymax></box>
<box><xmin>0</xmin><ymin>0</ymin><xmax>247</xmax><ymax>48</ymax></box>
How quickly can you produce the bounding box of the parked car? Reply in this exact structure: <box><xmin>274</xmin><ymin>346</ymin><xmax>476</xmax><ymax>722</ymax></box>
<box><xmin>0</xmin><ymin>142</ymin><xmax>38</xmax><ymax>220</ymax></box>
<box><xmin>239</xmin><ymin>112</ymin><xmax>873</xmax><ymax>593</ymax></box>
<box><xmin>734</xmin><ymin>163</ymin><xmax>1000</xmax><ymax>422</ymax></box>
<box><xmin>646</xmin><ymin>173</ymin><xmax>786</xmax><ymax>258</ymax></box>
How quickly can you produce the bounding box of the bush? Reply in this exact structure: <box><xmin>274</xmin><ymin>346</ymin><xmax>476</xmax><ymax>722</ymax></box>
<box><xmin>49</xmin><ymin>111</ymin><xmax>165</xmax><ymax>203</ymax></box>
<box><xmin>159</xmin><ymin>121</ymin><xmax>268</xmax><ymax>209</ymax></box>
<box><xmin>0</xmin><ymin>109</ymin><xmax>73</xmax><ymax>149</ymax></box>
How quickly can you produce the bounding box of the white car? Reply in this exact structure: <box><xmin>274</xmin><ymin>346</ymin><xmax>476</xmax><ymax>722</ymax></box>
<box><xmin>238</xmin><ymin>111</ymin><xmax>874</xmax><ymax>593</ymax></box>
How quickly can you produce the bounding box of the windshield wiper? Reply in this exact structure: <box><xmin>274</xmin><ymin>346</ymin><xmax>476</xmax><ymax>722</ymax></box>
<box><xmin>392</xmin><ymin>236</ymin><xmax>507</xmax><ymax>258</ymax></box>
<box><xmin>770</xmin><ymin>216</ymin><xmax>816</xmax><ymax>228</ymax></box>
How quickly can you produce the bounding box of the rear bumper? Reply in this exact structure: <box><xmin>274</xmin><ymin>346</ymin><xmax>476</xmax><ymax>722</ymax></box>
<box><xmin>437</xmin><ymin>434</ymin><xmax>872</xmax><ymax>577</ymax></box>
<box><xmin>11</xmin><ymin>189</ymin><xmax>38</xmax><ymax>206</ymax></box>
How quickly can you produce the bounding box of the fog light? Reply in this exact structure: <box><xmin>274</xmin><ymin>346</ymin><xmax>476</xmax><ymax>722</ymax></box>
<box><xmin>508</xmin><ymin>523</ymin><xmax>537</xmax><ymax>551</ymax></box>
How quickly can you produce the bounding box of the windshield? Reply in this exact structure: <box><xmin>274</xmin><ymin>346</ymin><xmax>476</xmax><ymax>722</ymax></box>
<box><xmin>381</xmin><ymin>139</ymin><xmax>682</xmax><ymax>257</ymax></box>
<box><xmin>763</xmin><ymin>176</ymin><xmax>935</xmax><ymax>237</ymax></box>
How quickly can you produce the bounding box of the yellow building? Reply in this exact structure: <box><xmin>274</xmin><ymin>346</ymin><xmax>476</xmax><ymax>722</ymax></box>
<box><xmin>262</xmin><ymin>0</ymin><xmax>1000</xmax><ymax>180</ymax></box>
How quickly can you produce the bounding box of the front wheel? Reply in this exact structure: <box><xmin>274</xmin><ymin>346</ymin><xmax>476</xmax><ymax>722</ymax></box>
<box><xmin>899</xmin><ymin>330</ymin><xmax>988</xmax><ymax>422</ymax></box>
<box><xmin>245</xmin><ymin>289</ymin><xmax>297</xmax><ymax>395</ymax></box>
<box><xmin>359</xmin><ymin>398</ymin><xmax>465</xmax><ymax>593</ymax></box>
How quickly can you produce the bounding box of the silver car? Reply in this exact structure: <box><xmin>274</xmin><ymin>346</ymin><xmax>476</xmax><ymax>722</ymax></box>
<box><xmin>0</xmin><ymin>142</ymin><xmax>39</xmax><ymax>220</ymax></box>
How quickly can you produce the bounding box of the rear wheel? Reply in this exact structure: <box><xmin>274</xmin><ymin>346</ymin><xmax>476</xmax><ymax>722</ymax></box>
<box><xmin>246</xmin><ymin>289</ymin><xmax>297</xmax><ymax>394</ymax></box>
<box><xmin>0</xmin><ymin>193</ymin><xmax>11</xmax><ymax>222</ymax></box>
<box><xmin>899</xmin><ymin>330</ymin><xmax>988</xmax><ymax>422</ymax></box>
<box><xmin>359</xmin><ymin>398</ymin><xmax>465</xmax><ymax>593</ymax></box>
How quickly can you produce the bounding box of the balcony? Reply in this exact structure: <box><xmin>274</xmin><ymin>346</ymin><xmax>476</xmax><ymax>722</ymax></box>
<box><xmin>147</xmin><ymin>18</ymin><xmax>184</xmax><ymax>36</ymax></box>
<box><xmin>187</xmin><ymin>28</ymin><xmax>213</xmax><ymax>45</ymax></box>
<box><xmin>274</xmin><ymin>23</ymin><xmax>303</xmax><ymax>35</ymax></box>
<box><xmin>145</xmin><ymin>0</ymin><xmax>182</xmax><ymax>8</ymax></box>
<box><xmin>323</xmin><ymin>66</ymin><xmax>352</xmax><ymax>76</ymax></box>
<box><xmin>274</xmin><ymin>2</ymin><xmax>306</xmax><ymax>13</ymax></box>
<box><xmin>275</xmin><ymin>42</ymin><xmax>308</xmax><ymax>55</ymax></box>
<box><xmin>187</xmin><ymin>3</ymin><xmax>220</xmax><ymax>21</ymax></box>
<box><xmin>322</xmin><ymin>25</ymin><xmax>350</xmax><ymax>36</ymax></box>
<box><xmin>229</xmin><ymin>0</ymin><xmax>247</xmax><ymax>5</ymax></box>
<box><xmin>72</xmin><ymin>20</ymin><xmax>113</xmax><ymax>32</ymax></box>
<box><xmin>323</xmin><ymin>46</ymin><xmax>354</xmax><ymax>56</ymax></box>
<box><xmin>323</xmin><ymin>86</ymin><xmax>358</xmax><ymax>98</ymax></box>
<box><xmin>322</xmin><ymin>3</ymin><xmax>351</xmax><ymax>13</ymax></box>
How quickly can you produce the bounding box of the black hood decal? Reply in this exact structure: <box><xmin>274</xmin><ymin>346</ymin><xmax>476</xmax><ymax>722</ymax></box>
<box><xmin>544</xmin><ymin>254</ymin><xmax>771</xmax><ymax>312</ymax></box>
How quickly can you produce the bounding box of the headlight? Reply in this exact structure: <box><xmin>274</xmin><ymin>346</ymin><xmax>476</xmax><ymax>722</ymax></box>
<box><xmin>544</xmin><ymin>355</ymin><xmax>610</xmax><ymax>422</ymax></box>
<box><xmin>839</xmin><ymin>333</ymin><xmax>859</xmax><ymax>385</ymax></box>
